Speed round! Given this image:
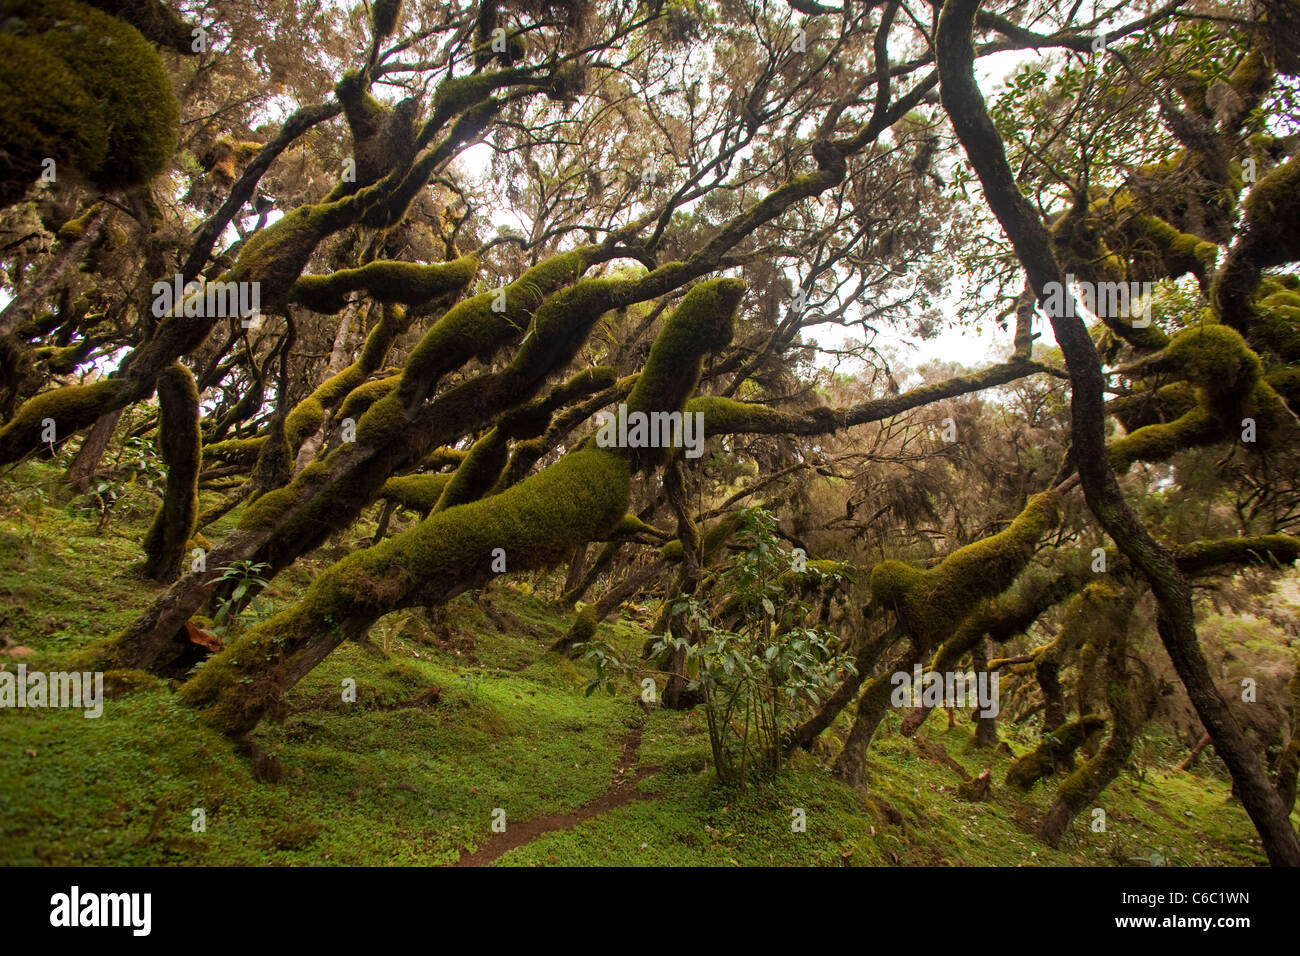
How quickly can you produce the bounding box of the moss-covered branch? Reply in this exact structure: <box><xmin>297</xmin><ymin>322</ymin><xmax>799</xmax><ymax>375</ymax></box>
<box><xmin>180</xmin><ymin>277</ymin><xmax>744</xmax><ymax>735</ymax></box>
<box><xmin>289</xmin><ymin>254</ymin><xmax>478</xmax><ymax>315</ymax></box>
<box><xmin>689</xmin><ymin>357</ymin><xmax>1046</xmax><ymax>436</ymax></box>
<box><xmin>1005</xmin><ymin>714</ymin><xmax>1107</xmax><ymax>790</ymax></box>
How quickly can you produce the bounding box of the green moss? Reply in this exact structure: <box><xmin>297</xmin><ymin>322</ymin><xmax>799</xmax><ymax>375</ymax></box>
<box><xmin>1175</xmin><ymin>534</ymin><xmax>1300</xmax><ymax>570</ymax></box>
<box><xmin>56</xmin><ymin>203</ymin><xmax>104</xmax><ymax>241</ymax></box>
<box><xmin>395</xmin><ymin>248</ymin><xmax>591</xmax><ymax>406</ymax></box>
<box><xmin>869</xmin><ymin>491</ymin><xmax>1059</xmax><ymax>648</ymax></box>
<box><xmin>1005</xmin><ymin>715</ymin><xmax>1107</xmax><ymax>790</ymax></box>
<box><xmin>433</xmin><ymin>428</ymin><xmax>509</xmax><ymax>512</ymax></box>
<box><xmin>0</xmin><ymin>379</ymin><xmax>125</xmax><ymax>463</ymax></box>
<box><xmin>378</xmin><ymin>473</ymin><xmax>451</xmax><ymax>515</ymax></box>
<box><xmin>184</xmin><ymin>445</ymin><xmax>633</xmax><ymax>734</ymax></box>
<box><xmin>1134</xmin><ymin>214</ymin><xmax>1218</xmax><ymax>282</ymax></box>
<box><xmin>562</xmin><ymin>603</ymin><xmax>599</xmax><ymax>648</ymax></box>
<box><xmin>338</xmin><ymin>374</ymin><xmax>400</xmax><ymax>423</ymax></box>
<box><xmin>230</xmin><ymin>204</ymin><xmax>339</xmax><ymax>301</ymax></box>
<box><xmin>615</xmin><ymin>514</ymin><xmax>663</xmax><ymax>537</ymax></box>
<box><xmin>203</xmin><ymin>436</ymin><xmax>267</xmax><ymax>465</ymax></box>
<box><xmin>626</xmin><ymin>279</ymin><xmax>743</xmax><ymax>422</ymax></box>
<box><xmin>661</xmin><ymin>510</ymin><xmax>744</xmax><ymax>562</ymax></box>
<box><xmin>1229</xmin><ymin>50</ymin><xmax>1270</xmax><ymax>103</ymax></box>
<box><xmin>290</xmin><ymin>254</ymin><xmax>478</xmax><ymax>315</ymax></box>
<box><xmin>141</xmin><ymin>364</ymin><xmax>201</xmax><ymax>582</ymax></box>
<box><xmin>1109</xmin><ymin>323</ymin><xmax>1286</xmax><ymax>470</ymax></box>
<box><xmin>352</xmin><ymin>392</ymin><xmax>410</xmax><ymax>450</ymax></box>
<box><xmin>685</xmin><ymin>395</ymin><xmax>802</xmax><ymax>433</ymax></box>
<box><xmin>370</xmin><ymin>0</ymin><xmax>402</xmax><ymax>40</ymax></box>
<box><xmin>0</xmin><ymin>0</ymin><xmax>178</xmax><ymax>205</ymax></box>
<box><xmin>419</xmin><ymin>446</ymin><xmax>468</xmax><ymax>471</ymax></box>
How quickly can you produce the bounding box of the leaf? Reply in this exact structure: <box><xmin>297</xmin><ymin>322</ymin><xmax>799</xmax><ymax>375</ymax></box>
<box><xmin>761</xmin><ymin>597</ymin><xmax>775</xmax><ymax>617</ymax></box>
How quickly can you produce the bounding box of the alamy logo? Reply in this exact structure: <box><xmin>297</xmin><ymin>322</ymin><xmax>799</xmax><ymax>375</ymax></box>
<box><xmin>151</xmin><ymin>273</ymin><xmax>261</xmax><ymax>320</ymax></box>
<box><xmin>595</xmin><ymin>404</ymin><xmax>705</xmax><ymax>459</ymax></box>
<box><xmin>1039</xmin><ymin>275</ymin><xmax>1153</xmax><ymax>327</ymax></box>
<box><xmin>0</xmin><ymin>666</ymin><xmax>103</xmax><ymax>717</ymax></box>
<box><xmin>890</xmin><ymin>666</ymin><xmax>999</xmax><ymax>718</ymax></box>
<box><xmin>50</xmin><ymin>886</ymin><xmax>151</xmax><ymax>936</ymax></box>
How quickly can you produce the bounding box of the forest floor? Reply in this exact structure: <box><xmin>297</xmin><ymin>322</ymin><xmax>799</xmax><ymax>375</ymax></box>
<box><xmin>1</xmin><ymin>459</ymin><xmax>1293</xmax><ymax>867</ymax></box>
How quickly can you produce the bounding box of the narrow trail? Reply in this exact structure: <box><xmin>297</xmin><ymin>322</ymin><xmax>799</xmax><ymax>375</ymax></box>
<box><xmin>453</xmin><ymin>718</ymin><xmax>656</xmax><ymax>866</ymax></box>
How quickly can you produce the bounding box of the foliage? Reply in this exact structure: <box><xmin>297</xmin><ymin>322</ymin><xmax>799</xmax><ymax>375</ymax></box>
<box><xmin>650</xmin><ymin>509</ymin><xmax>853</xmax><ymax>785</ymax></box>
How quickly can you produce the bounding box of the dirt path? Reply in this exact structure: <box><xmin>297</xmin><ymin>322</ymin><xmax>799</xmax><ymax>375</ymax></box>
<box><xmin>453</xmin><ymin>718</ymin><xmax>656</xmax><ymax>866</ymax></box>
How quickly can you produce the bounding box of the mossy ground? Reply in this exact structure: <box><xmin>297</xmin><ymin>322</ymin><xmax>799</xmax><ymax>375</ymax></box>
<box><xmin>0</xmin><ymin>461</ymin><xmax>1293</xmax><ymax>866</ymax></box>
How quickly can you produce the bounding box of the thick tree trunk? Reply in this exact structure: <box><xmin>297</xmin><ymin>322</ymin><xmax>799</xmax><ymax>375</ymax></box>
<box><xmin>141</xmin><ymin>364</ymin><xmax>201</xmax><ymax>583</ymax></box>
<box><xmin>832</xmin><ymin>641</ymin><xmax>920</xmax><ymax>786</ymax></box>
<box><xmin>66</xmin><ymin>408</ymin><xmax>124</xmax><ymax>492</ymax></box>
<box><xmin>935</xmin><ymin>0</ymin><xmax>1300</xmax><ymax>864</ymax></box>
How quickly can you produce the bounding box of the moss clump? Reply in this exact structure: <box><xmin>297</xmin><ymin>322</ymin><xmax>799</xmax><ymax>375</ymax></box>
<box><xmin>562</xmin><ymin>603</ymin><xmax>599</xmax><ymax>649</ymax></box>
<box><xmin>0</xmin><ymin>378</ymin><xmax>126</xmax><ymax>464</ymax></box>
<box><xmin>419</xmin><ymin>446</ymin><xmax>468</xmax><ymax>471</ymax></box>
<box><xmin>203</xmin><ymin>136</ymin><xmax>263</xmax><ymax>187</ymax></box>
<box><xmin>1005</xmin><ymin>714</ymin><xmax>1107</xmax><ymax>790</ymax></box>
<box><xmin>370</xmin><ymin>0</ymin><xmax>402</xmax><ymax>40</ymax></box>
<box><xmin>614</xmin><ymin>514</ymin><xmax>663</xmax><ymax>538</ymax></box>
<box><xmin>1110</xmin><ymin>380</ymin><xmax>1199</xmax><ymax>433</ymax></box>
<box><xmin>685</xmin><ymin>395</ymin><xmax>804</xmax><ymax>434</ymax></box>
<box><xmin>338</xmin><ymin>374</ymin><xmax>400</xmax><ymax>423</ymax></box>
<box><xmin>1174</xmin><ymin>534</ymin><xmax>1300</xmax><ymax>570</ymax></box>
<box><xmin>621</xmin><ymin>278</ymin><xmax>744</xmax><ymax>468</ymax></box>
<box><xmin>1133</xmin><ymin>214</ymin><xmax>1219</xmax><ymax>283</ymax></box>
<box><xmin>56</xmin><ymin>203</ymin><xmax>104</xmax><ymax>241</ymax></box>
<box><xmin>0</xmin><ymin>0</ymin><xmax>179</xmax><ymax>206</ymax></box>
<box><xmin>395</xmin><ymin>247</ymin><xmax>591</xmax><ymax>406</ymax></box>
<box><xmin>869</xmin><ymin>491</ymin><xmax>1059</xmax><ymax>649</ymax></box>
<box><xmin>230</xmin><ymin>204</ymin><xmax>339</xmax><ymax>304</ymax></box>
<box><xmin>378</xmin><ymin>473</ymin><xmax>451</xmax><ymax>515</ymax></box>
<box><xmin>433</xmin><ymin>428</ymin><xmax>509</xmax><ymax>512</ymax></box>
<box><xmin>1109</xmin><ymin>323</ymin><xmax>1287</xmax><ymax>470</ymax></box>
<box><xmin>290</xmin><ymin>254</ymin><xmax>478</xmax><ymax>315</ymax></box>
<box><xmin>141</xmin><ymin>364</ymin><xmax>201</xmax><ymax>582</ymax></box>
<box><xmin>202</xmin><ymin>435</ymin><xmax>266</xmax><ymax>465</ymax></box>
<box><xmin>661</xmin><ymin>510</ymin><xmax>745</xmax><ymax>563</ymax></box>
<box><xmin>283</xmin><ymin>304</ymin><xmax>415</xmax><ymax>453</ymax></box>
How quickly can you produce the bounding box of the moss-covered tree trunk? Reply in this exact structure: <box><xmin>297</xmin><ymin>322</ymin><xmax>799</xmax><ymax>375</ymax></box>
<box><xmin>935</xmin><ymin>0</ymin><xmax>1300</xmax><ymax>865</ymax></box>
<box><xmin>1037</xmin><ymin>631</ymin><xmax>1157</xmax><ymax>846</ymax></box>
<box><xmin>140</xmin><ymin>363</ymin><xmax>200</xmax><ymax>582</ymax></box>
<box><xmin>179</xmin><ymin>277</ymin><xmax>743</xmax><ymax>736</ymax></box>
<box><xmin>831</xmin><ymin>647</ymin><xmax>919</xmax><ymax>786</ymax></box>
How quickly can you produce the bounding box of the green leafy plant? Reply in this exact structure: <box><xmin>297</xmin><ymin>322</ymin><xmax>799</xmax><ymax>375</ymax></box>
<box><xmin>649</xmin><ymin>508</ymin><xmax>854</xmax><ymax>786</ymax></box>
<box><xmin>576</xmin><ymin>638</ymin><xmax>628</xmax><ymax>697</ymax></box>
<box><xmin>211</xmin><ymin>560</ymin><xmax>272</xmax><ymax>639</ymax></box>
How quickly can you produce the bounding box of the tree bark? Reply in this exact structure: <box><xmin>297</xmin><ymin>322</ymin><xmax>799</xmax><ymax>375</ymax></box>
<box><xmin>66</xmin><ymin>408</ymin><xmax>124</xmax><ymax>493</ymax></box>
<box><xmin>936</xmin><ymin>0</ymin><xmax>1300</xmax><ymax>865</ymax></box>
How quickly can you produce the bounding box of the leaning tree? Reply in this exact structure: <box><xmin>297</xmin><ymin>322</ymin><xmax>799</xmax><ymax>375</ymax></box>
<box><xmin>1</xmin><ymin>0</ymin><xmax>1298</xmax><ymax>862</ymax></box>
